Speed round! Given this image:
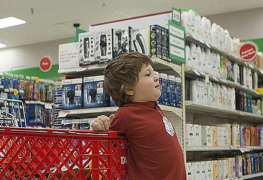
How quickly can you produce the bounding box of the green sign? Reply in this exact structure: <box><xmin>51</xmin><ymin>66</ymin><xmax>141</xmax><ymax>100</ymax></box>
<box><xmin>168</xmin><ymin>20</ymin><xmax>185</xmax><ymax>63</ymax></box>
<box><xmin>172</xmin><ymin>7</ymin><xmax>181</xmax><ymax>25</ymax></box>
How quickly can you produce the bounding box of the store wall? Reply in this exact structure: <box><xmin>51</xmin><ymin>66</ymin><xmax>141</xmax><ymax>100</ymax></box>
<box><xmin>0</xmin><ymin>38</ymin><xmax>69</xmax><ymax>73</ymax></box>
<box><xmin>208</xmin><ymin>7</ymin><xmax>263</xmax><ymax>40</ymax></box>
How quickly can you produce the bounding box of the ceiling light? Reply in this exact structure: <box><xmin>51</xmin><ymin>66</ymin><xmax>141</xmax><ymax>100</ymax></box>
<box><xmin>0</xmin><ymin>17</ymin><xmax>26</xmax><ymax>30</ymax></box>
<box><xmin>0</xmin><ymin>43</ymin><xmax>6</xmax><ymax>48</ymax></box>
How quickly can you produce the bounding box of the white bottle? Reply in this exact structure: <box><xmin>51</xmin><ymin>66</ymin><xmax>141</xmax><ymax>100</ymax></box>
<box><xmin>186</xmin><ymin>45</ymin><xmax>192</xmax><ymax>67</ymax></box>
<box><xmin>216</xmin><ymin>54</ymin><xmax>221</xmax><ymax>78</ymax></box>
<box><xmin>181</xmin><ymin>10</ymin><xmax>192</xmax><ymax>36</ymax></box>
<box><xmin>233</xmin><ymin>63</ymin><xmax>240</xmax><ymax>84</ymax></box>
<box><xmin>195</xmin><ymin>13</ymin><xmax>201</xmax><ymax>39</ymax></box>
<box><xmin>231</xmin><ymin>88</ymin><xmax>236</xmax><ymax>110</ymax></box>
<box><xmin>207</xmin><ymin>19</ymin><xmax>212</xmax><ymax>45</ymax></box>
<box><xmin>211</xmin><ymin>23</ymin><xmax>219</xmax><ymax>48</ymax></box>
<box><xmin>201</xmin><ymin>48</ymin><xmax>206</xmax><ymax>72</ymax></box>
<box><xmin>190</xmin><ymin>43</ymin><xmax>198</xmax><ymax>68</ymax></box>
<box><xmin>205</xmin><ymin>49</ymin><xmax>211</xmax><ymax>74</ymax></box>
<box><xmin>196</xmin><ymin>46</ymin><xmax>202</xmax><ymax>71</ymax></box>
<box><xmin>189</xmin><ymin>9</ymin><xmax>196</xmax><ymax>37</ymax></box>
<box><xmin>218</xmin><ymin>26</ymin><xmax>225</xmax><ymax>51</ymax></box>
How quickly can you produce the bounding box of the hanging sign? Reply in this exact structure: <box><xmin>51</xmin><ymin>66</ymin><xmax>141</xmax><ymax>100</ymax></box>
<box><xmin>239</xmin><ymin>42</ymin><xmax>258</xmax><ymax>62</ymax></box>
<box><xmin>39</xmin><ymin>56</ymin><xmax>52</xmax><ymax>72</ymax></box>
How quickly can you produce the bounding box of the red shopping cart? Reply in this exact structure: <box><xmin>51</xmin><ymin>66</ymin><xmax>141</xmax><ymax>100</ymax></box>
<box><xmin>0</xmin><ymin>127</ymin><xmax>127</xmax><ymax>180</ymax></box>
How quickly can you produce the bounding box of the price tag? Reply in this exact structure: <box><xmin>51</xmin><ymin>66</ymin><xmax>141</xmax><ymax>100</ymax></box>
<box><xmin>13</xmin><ymin>89</ymin><xmax>18</xmax><ymax>95</ymax></box>
<box><xmin>193</xmin><ymin>69</ymin><xmax>200</xmax><ymax>76</ymax></box>
<box><xmin>212</xmin><ymin>76</ymin><xmax>219</xmax><ymax>82</ymax></box>
<box><xmin>35</xmin><ymin>77</ymin><xmax>40</xmax><ymax>83</ymax></box>
<box><xmin>58</xmin><ymin>111</ymin><xmax>69</xmax><ymax>118</ymax></box>
<box><xmin>198</xmin><ymin>38</ymin><xmax>204</xmax><ymax>44</ymax></box>
<box><xmin>205</xmin><ymin>74</ymin><xmax>210</xmax><ymax>84</ymax></box>
<box><xmin>45</xmin><ymin>103</ymin><xmax>52</xmax><ymax>109</ymax></box>
<box><xmin>206</xmin><ymin>43</ymin><xmax>211</xmax><ymax>49</ymax></box>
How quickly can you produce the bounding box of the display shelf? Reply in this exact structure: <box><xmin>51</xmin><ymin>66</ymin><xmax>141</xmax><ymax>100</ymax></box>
<box><xmin>58</xmin><ymin>57</ymin><xmax>182</xmax><ymax>77</ymax></box>
<box><xmin>186</xmin><ymin>35</ymin><xmax>263</xmax><ymax>75</ymax></box>
<box><xmin>58</xmin><ymin>105</ymin><xmax>183</xmax><ymax>118</ymax></box>
<box><xmin>185</xmin><ymin>67</ymin><xmax>262</xmax><ymax>98</ymax></box>
<box><xmin>240</xmin><ymin>172</ymin><xmax>263</xmax><ymax>180</ymax></box>
<box><xmin>186</xmin><ymin>146</ymin><xmax>263</xmax><ymax>152</ymax></box>
<box><xmin>185</xmin><ymin>101</ymin><xmax>263</xmax><ymax>122</ymax></box>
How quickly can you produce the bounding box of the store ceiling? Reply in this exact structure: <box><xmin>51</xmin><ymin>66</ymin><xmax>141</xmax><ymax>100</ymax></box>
<box><xmin>1</xmin><ymin>0</ymin><xmax>263</xmax><ymax>49</ymax></box>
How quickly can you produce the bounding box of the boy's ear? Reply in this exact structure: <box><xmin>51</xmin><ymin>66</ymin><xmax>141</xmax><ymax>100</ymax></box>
<box><xmin>126</xmin><ymin>90</ymin><xmax>134</xmax><ymax>96</ymax></box>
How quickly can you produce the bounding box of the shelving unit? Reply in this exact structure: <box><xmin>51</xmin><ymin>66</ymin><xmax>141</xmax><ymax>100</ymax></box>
<box><xmin>185</xmin><ymin>32</ymin><xmax>263</xmax><ymax>179</ymax></box>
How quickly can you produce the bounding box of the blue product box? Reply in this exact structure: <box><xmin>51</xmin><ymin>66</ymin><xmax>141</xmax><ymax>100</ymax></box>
<box><xmin>167</xmin><ymin>75</ymin><xmax>176</xmax><ymax>107</ymax></box>
<box><xmin>149</xmin><ymin>25</ymin><xmax>162</xmax><ymax>59</ymax></box>
<box><xmin>62</xmin><ymin>78</ymin><xmax>82</xmax><ymax>110</ymax></box>
<box><xmin>175</xmin><ymin>77</ymin><xmax>182</xmax><ymax>108</ymax></box>
<box><xmin>83</xmin><ymin>76</ymin><xmax>110</xmax><ymax>108</ymax></box>
<box><xmin>158</xmin><ymin>73</ymin><xmax>168</xmax><ymax>105</ymax></box>
<box><xmin>83</xmin><ymin>76</ymin><xmax>94</xmax><ymax>108</ymax></box>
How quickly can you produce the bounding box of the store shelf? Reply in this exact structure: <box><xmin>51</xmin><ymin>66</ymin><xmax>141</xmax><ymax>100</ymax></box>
<box><xmin>58</xmin><ymin>57</ymin><xmax>182</xmax><ymax>77</ymax></box>
<box><xmin>185</xmin><ymin>67</ymin><xmax>262</xmax><ymax>98</ymax></box>
<box><xmin>58</xmin><ymin>105</ymin><xmax>183</xmax><ymax>118</ymax></box>
<box><xmin>185</xmin><ymin>101</ymin><xmax>263</xmax><ymax>122</ymax></box>
<box><xmin>186</xmin><ymin>146</ymin><xmax>263</xmax><ymax>152</ymax></box>
<box><xmin>186</xmin><ymin>35</ymin><xmax>263</xmax><ymax>76</ymax></box>
<box><xmin>240</xmin><ymin>172</ymin><xmax>263</xmax><ymax>180</ymax></box>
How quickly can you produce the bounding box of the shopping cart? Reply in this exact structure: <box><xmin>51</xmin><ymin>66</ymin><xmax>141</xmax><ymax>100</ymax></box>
<box><xmin>0</xmin><ymin>127</ymin><xmax>128</xmax><ymax>180</ymax></box>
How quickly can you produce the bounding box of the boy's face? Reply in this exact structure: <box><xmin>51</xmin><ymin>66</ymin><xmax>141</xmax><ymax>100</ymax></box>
<box><xmin>127</xmin><ymin>64</ymin><xmax>161</xmax><ymax>102</ymax></box>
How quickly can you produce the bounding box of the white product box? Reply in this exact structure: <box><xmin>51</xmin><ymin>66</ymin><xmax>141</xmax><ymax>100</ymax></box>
<box><xmin>194</xmin><ymin>124</ymin><xmax>202</xmax><ymax>146</ymax></box>
<box><xmin>200</xmin><ymin>161</ymin><xmax>207</xmax><ymax>180</ymax></box>
<box><xmin>193</xmin><ymin>162</ymin><xmax>201</xmax><ymax>180</ymax></box>
<box><xmin>213</xmin><ymin>160</ymin><xmax>219</xmax><ymax>180</ymax></box>
<box><xmin>131</xmin><ymin>27</ymin><xmax>150</xmax><ymax>56</ymax></box>
<box><xmin>79</xmin><ymin>32</ymin><xmax>95</xmax><ymax>64</ymax></box>
<box><xmin>186</xmin><ymin>162</ymin><xmax>194</xmax><ymax>180</ymax></box>
<box><xmin>202</xmin><ymin>126</ymin><xmax>212</xmax><ymax>146</ymax></box>
<box><xmin>186</xmin><ymin>124</ymin><xmax>194</xmax><ymax>146</ymax></box>
<box><xmin>206</xmin><ymin>161</ymin><xmax>213</xmax><ymax>180</ymax></box>
<box><xmin>219</xmin><ymin>160</ymin><xmax>224</xmax><ymax>180</ymax></box>
<box><xmin>94</xmin><ymin>29</ymin><xmax>113</xmax><ymax>62</ymax></box>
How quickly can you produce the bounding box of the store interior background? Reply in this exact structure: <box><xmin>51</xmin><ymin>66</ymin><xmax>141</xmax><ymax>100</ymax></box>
<box><xmin>1</xmin><ymin>0</ymin><xmax>263</xmax><ymax>78</ymax></box>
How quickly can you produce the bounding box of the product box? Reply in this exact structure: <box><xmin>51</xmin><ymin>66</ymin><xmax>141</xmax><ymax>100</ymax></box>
<box><xmin>161</xmin><ymin>27</ymin><xmax>169</xmax><ymax>60</ymax></box>
<box><xmin>113</xmin><ymin>27</ymin><xmax>132</xmax><ymax>58</ymax></box>
<box><xmin>62</xmin><ymin>78</ymin><xmax>82</xmax><ymax>110</ymax></box>
<box><xmin>212</xmin><ymin>126</ymin><xmax>218</xmax><ymax>147</ymax></box>
<box><xmin>79</xmin><ymin>32</ymin><xmax>95</xmax><ymax>64</ymax></box>
<box><xmin>94</xmin><ymin>29</ymin><xmax>113</xmax><ymax>63</ymax></box>
<box><xmin>158</xmin><ymin>73</ymin><xmax>168</xmax><ymax>105</ymax></box>
<box><xmin>131</xmin><ymin>27</ymin><xmax>150</xmax><ymax>56</ymax></box>
<box><xmin>194</xmin><ymin>124</ymin><xmax>202</xmax><ymax>146</ymax></box>
<box><xmin>206</xmin><ymin>161</ymin><xmax>213</xmax><ymax>180</ymax></box>
<box><xmin>83</xmin><ymin>76</ymin><xmax>110</xmax><ymax>108</ymax></box>
<box><xmin>232</xmin><ymin>123</ymin><xmax>241</xmax><ymax>147</ymax></box>
<box><xmin>193</xmin><ymin>162</ymin><xmax>201</xmax><ymax>180</ymax></box>
<box><xmin>186</xmin><ymin>124</ymin><xmax>194</xmax><ymax>146</ymax></box>
<box><xmin>175</xmin><ymin>77</ymin><xmax>182</xmax><ymax>108</ymax></box>
<box><xmin>167</xmin><ymin>75</ymin><xmax>176</xmax><ymax>107</ymax></box>
<box><xmin>202</xmin><ymin>125</ymin><xmax>212</xmax><ymax>146</ymax></box>
<box><xmin>186</xmin><ymin>162</ymin><xmax>193</xmax><ymax>180</ymax></box>
<box><xmin>213</xmin><ymin>160</ymin><xmax>219</xmax><ymax>180</ymax></box>
<box><xmin>200</xmin><ymin>161</ymin><xmax>207</xmax><ymax>180</ymax></box>
<box><xmin>149</xmin><ymin>25</ymin><xmax>162</xmax><ymax>59</ymax></box>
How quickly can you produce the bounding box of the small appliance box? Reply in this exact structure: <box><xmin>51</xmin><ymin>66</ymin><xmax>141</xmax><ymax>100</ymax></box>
<box><xmin>149</xmin><ymin>25</ymin><xmax>162</xmax><ymax>59</ymax></box>
<box><xmin>158</xmin><ymin>73</ymin><xmax>168</xmax><ymax>105</ymax></box>
<box><xmin>94</xmin><ymin>29</ymin><xmax>113</xmax><ymax>63</ymax></box>
<box><xmin>83</xmin><ymin>75</ymin><xmax>110</xmax><ymax>108</ymax></box>
<box><xmin>161</xmin><ymin>27</ymin><xmax>169</xmax><ymax>60</ymax></box>
<box><xmin>113</xmin><ymin>27</ymin><xmax>132</xmax><ymax>58</ymax></box>
<box><xmin>167</xmin><ymin>75</ymin><xmax>176</xmax><ymax>107</ymax></box>
<box><xmin>131</xmin><ymin>27</ymin><xmax>150</xmax><ymax>56</ymax></box>
<box><xmin>62</xmin><ymin>78</ymin><xmax>82</xmax><ymax>110</ymax></box>
<box><xmin>79</xmin><ymin>32</ymin><xmax>95</xmax><ymax>64</ymax></box>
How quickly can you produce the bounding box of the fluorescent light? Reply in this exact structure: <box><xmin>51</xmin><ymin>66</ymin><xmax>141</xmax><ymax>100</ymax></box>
<box><xmin>0</xmin><ymin>43</ymin><xmax>6</xmax><ymax>48</ymax></box>
<box><xmin>0</xmin><ymin>17</ymin><xmax>26</xmax><ymax>30</ymax></box>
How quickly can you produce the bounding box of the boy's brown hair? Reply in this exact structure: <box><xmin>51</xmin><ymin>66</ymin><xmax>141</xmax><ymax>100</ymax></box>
<box><xmin>103</xmin><ymin>52</ymin><xmax>153</xmax><ymax>107</ymax></box>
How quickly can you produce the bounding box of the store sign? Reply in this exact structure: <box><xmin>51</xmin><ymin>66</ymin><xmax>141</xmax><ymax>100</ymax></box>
<box><xmin>39</xmin><ymin>56</ymin><xmax>52</xmax><ymax>72</ymax></box>
<box><xmin>239</xmin><ymin>42</ymin><xmax>258</xmax><ymax>62</ymax></box>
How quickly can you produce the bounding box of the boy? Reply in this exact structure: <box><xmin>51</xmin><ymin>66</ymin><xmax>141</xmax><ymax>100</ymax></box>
<box><xmin>91</xmin><ymin>52</ymin><xmax>186</xmax><ymax>180</ymax></box>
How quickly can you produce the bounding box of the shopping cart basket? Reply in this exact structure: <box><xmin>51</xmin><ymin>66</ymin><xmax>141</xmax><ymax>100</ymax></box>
<box><xmin>0</xmin><ymin>127</ymin><xmax>128</xmax><ymax>180</ymax></box>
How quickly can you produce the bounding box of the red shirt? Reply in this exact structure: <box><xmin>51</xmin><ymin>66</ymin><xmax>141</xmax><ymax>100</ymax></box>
<box><xmin>110</xmin><ymin>101</ymin><xmax>186</xmax><ymax>180</ymax></box>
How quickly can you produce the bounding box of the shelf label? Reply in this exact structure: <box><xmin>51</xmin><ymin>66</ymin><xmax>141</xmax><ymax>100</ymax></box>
<box><xmin>168</xmin><ymin>20</ymin><xmax>185</xmax><ymax>63</ymax></box>
<box><xmin>59</xmin><ymin>111</ymin><xmax>69</xmax><ymax>118</ymax></box>
<box><xmin>58</xmin><ymin>42</ymin><xmax>80</xmax><ymax>70</ymax></box>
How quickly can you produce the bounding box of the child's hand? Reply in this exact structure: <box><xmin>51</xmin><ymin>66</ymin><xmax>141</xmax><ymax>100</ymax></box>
<box><xmin>91</xmin><ymin>114</ymin><xmax>115</xmax><ymax>131</ymax></box>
